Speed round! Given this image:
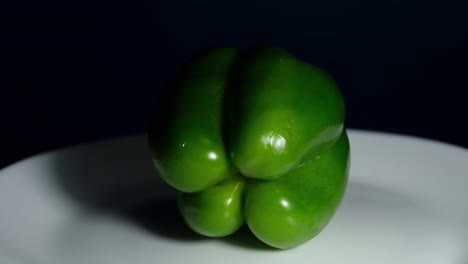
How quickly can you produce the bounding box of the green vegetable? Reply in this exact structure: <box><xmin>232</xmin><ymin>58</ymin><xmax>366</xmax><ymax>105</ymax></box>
<box><xmin>148</xmin><ymin>46</ymin><xmax>350</xmax><ymax>249</ymax></box>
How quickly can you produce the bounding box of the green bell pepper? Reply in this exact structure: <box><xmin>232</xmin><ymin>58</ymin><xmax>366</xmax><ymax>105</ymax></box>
<box><xmin>148</xmin><ymin>46</ymin><xmax>350</xmax><ymax>249</ymax></box>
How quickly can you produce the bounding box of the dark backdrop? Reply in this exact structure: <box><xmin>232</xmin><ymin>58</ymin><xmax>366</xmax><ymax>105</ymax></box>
<box><xmin>1</xmin><ymin>0</ymin><xmax>467</xmax><ymax>168</ymax></box>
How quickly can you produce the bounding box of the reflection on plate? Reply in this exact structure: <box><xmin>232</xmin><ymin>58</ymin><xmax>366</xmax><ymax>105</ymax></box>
<box><xmin>0</xmin><ymin>130</ymin><xmax>466</xmax><ymax>264</ymax></box>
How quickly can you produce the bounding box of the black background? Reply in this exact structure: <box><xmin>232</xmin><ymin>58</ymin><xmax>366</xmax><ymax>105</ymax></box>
<box><xmin>1</xmin><ymin>0</ymin><xmax>467</xmax><ymax>168</ymax></box>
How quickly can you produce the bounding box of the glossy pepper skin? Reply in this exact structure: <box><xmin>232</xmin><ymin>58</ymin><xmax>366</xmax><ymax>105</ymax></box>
<box><xmin>148</xmin><ymin>46</ymin><xmax>350</xmax><ymax>249</ymax></box>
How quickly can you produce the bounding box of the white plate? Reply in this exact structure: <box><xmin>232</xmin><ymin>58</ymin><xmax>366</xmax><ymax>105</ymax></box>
<box><xmin>0</xmin><ymin>130</ymin><xmax>467</xmax><ymax>264</ymax></box>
